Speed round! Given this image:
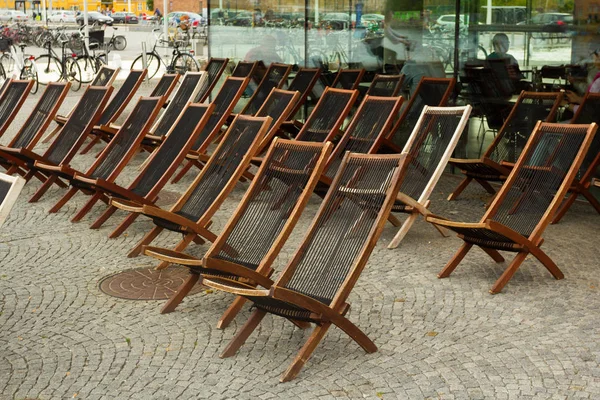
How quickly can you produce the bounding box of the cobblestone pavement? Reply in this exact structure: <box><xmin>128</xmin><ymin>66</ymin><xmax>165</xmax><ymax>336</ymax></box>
<box><xmin>1</xmin><ymin>85</ymin><xmax>599</xmax><ymax>400</ymax></box>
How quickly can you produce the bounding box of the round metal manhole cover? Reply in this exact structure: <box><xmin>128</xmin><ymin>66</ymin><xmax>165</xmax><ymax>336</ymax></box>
<box><xmin>155</xmin><ymin>190</ymin><xmax>181</xmax><ymax>207</ymax></box>
<box><xmin>99</xmin><ymin>266</ymin><xmax>204</xmax><ymax>300</ymax></box>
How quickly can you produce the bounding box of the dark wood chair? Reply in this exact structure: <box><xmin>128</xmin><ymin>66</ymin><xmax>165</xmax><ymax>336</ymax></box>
<box><xmin>365</xmin><ymin>74</ymin><xmax>405</xmax><ymax>97</ymax></box>
<box><xmin>203</xmin><ymin>152</ymin><xmax>409</xmax><ymax>382</ymax></box>
<box><xmin>551</xmin><ymin>92</ymin><xmax>600</xmax><ymax>223</ymax></box>
<box><xmin>447</xmin><ymin>91</ymin><xmax>563</xmax><ymax>201</ymax></box>
<box><xmin>0</xmin><ymin>172</ymin><xmax>26</xmax><ymax>228</ymax></box>
<box><xmin>388</xmin><ymin>105</ymin><xmax>472</xmax><ymax>248</ymax></box>
<box><xmin>31</xmin><ymin>96</ymin><xmax>165</xmax><ymax>205</ymax></box>
<box><xmin>89</xmin><ymin>65</ymin><xmax>119</xmax><ymax>87</ymax></box>
<box><xmin>428</xmin><ymin>122</ymin><xmax>598</xmax><ymax>294</ymax></box>
<box><xmin>285</xmin><ymin>67</ymin><xmax>321</xmax><ymax>118</ymax></box>
<box><xmin>331</xmin><ymin>68</ymin><xmax>366</xmax><ymax>90</ymax></box>
<box><xmin>239</xmin><ymin>63</ymin><xmax>292</xmax><ymax>116</ymax></box>
<box><xmin>123</xmin><ymin>115</ymin><xmax>272</xmax><ymax>260</ymax></box>
<box><xmin>0</xmin><ymin>86</ymin><xmax>112</xmax><ymax>185</ymax></box>
<box><xmin>142</xmin><ymin>139</ymin><xmax>333</xmax><ymax>316</ymax></box>
<box><xmin>384</xmin><ymin>77</ymin><xmax>456</xmax><ymax>150</ymax></box>
<box><xmin>0</xmin><ymin>82</ymin><xmax>70</xmax><ymax>176</ymax></box>
<box><xmin>194</xmin><ymin>57</ymin><xmax>229</xmax><ymax>103</ymax></box>
<box><xmin>0</xmin><ymin>79</ymin><xmax>33</xmax><ymax>140</ymax></box>
<box><xmin>149</xmin><ymin>73</ymin><xmax>180</xmax><ymax>98</ymax></box>
<box><xmin>171</xmin><ymin>76</ymin><xmax>250</xmax><ymax>183</ymax></box>
<box><xmin>231</xmin><ymin>61</ymin><xmax>259</xmax><ymax>78</ymax></box>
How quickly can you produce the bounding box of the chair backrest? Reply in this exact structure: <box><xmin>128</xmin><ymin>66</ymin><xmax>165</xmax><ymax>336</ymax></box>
<box><xmin>366</xmin><ymin>74</ymin><xmax>405</xmax><ymax>97</ymax></box>
<box><xmin>463</xmin><ymin>67</ymin><xmax>510</xmax><ymax>130</ymax></box>
<box><xmin>0</xmin><ymin>172</ymin><xmax>26</xmax><ymax>228</ymax></box>
<box><xmin>486</xmin><ymin>58</ymin><xmax>516</xmax><ymax>96</ymax></box>
<box><xmin>276</xmin><ymin>153</ymin><xmax>407</xmax><ymax>309</ymax></box>
<box><xmin>194</xmin><ymin>57</ymin><xmax>229</xmax><ymax>103</ymax></box>
<box><xmin>231</xmin><ymin>61</ymin><xmax>259</xmax><ymax>78</ymax></box>
<box><xmin>9</xmin><ymin>82</ymin><xmax>70</xmax><ymax>150</ymax></box>
<box><xmin>387</xmin><ymin>77</ymin><xmax>455</xmax><ymax>147</ymax></box>
<box><xmin>241</xmin><ymin>63</ymin><xmax>292</xmax><ymax>115</ymax></box>
<box><xmin>97</xmin><ymin>69</ymin><xmax>147</xmax><ymax>126</ymax></box>
<box><xmin>192</xmin><ymin>76</ymin><xmax>249</xmax><ymax>151</ymax></box>
<box><xmin>149</xmin><ymin>73</ymin><xmax>180</xmax><ymax>97</ymax></box>
<box><xmin>296</xmin><ymin>87</ymin><xmax>358</xmax><ymax>143</ymax></box>
<box><xmin>323</xmin><ymin>95</ymin><xmax>404</xmax><ymax>180</ymax></box>
<box><xmin>0</xmin><ymin>79</ymin><xmax>33</xmax><ymax>136</ymax></box>
<box><xmin>331</xmin><ymin>68</ymin><xmax>366</xmax><ymax>90</ymax></box>
<box><xmin>90</xmin><ymin>66</ymin><xmax>119</xmax><ymax>86</ymax></box>
<box><xmin>254</xmin><ymin>88</ymin><xmax>300</xmax><ymax>152</ymax></box>
<box><xmin>485</xmin><ymin>91</ymin><xmax>562</xmax><ymax>164</ymax></box>
<box><xmin>485</xmin><ymin>122</ymin><xmax>597</xmax><ymax>240</ymax></box>
<box><xmin>44</xmin><ymin>86</ymin><xmax>113</xmax><ymax>166</ymax></box>
<box><xmin>130</xmin><ymin>103</ymin><xmax>213</xmax><ymax>198</ymax></box>
<box><xmin>172</xmin><ymin>115</ymin><xmax>272</xmax><ymax>224</ymax></box>
<box><xmin>571</xmin><ymin>92</ymin><xmax>600</xmax><ymax>179</ymax></box>
<box><xmin>151</xmin><ymin>72</ymin><xmax>207</xmax><ymax>138</ymax></box>
<box><xmin>204</xmin><ymin>139</ymin><xmax>332</xmax><ymax>274</ymax></box>
<box><xmin>87</xmin><ymin>97</ymin><xmax>164</xmax><ymax>181</ymax></box>
<box><xmin>399</xmin><ymin>106</ymin><xmax>472</xmax><ymax>202</ymax></box>
<box><xmin>285</xmin><ymin>67</ymin><xmax>321</xmax><ymax>117</ymax></box>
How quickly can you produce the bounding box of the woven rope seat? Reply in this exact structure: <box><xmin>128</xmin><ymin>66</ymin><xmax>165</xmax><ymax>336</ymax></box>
<box><xmin>194</xmin><ymin>57</ymin><xmax>228</xmax><ymax>103</ymax></box>
<box><xmin>366</xmin><ymin>74</ymin><xmax>405</xmax><ymax>97</ymax></box>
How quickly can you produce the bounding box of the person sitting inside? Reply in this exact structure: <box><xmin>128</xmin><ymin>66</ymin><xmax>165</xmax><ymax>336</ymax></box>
<box><xmin>244</xmin><ymin>35</ymin><xmax>282</xmax><ymax>66</ymax></box>
<box><xmin>562</xmin><ymin>47</ymin><xmax>600</xmax><ymax>114</ymax></box>
<box><xmin>487</xmin><ymin>33</ymin><xmax>519</xmax><ymax>66</ymax></box>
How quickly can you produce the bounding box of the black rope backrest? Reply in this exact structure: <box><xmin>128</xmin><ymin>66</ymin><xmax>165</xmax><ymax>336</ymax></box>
<box><xmin>492</xmin><ymin>124</ymin><xmax>591</xmax><ymax>237</ymax></box>
<box><xmin>194</xmin><ymin>58</ymin><xmax>228</xmax><ymax>102</ymax></box>
<box><xmin>149</xmin><ymin>74</ymin><xmax>178</xmax><ymax>97</ymax></box>
<box><xmin>213</xmin><ymin>141</ymin><xmax>325</xmax><ymax>270</ymax></box>
<box><xmin>176</xmin><ymin>117</ymin><xmax>266</xmax><ymax>221</ymax></box>
<box><xmin>90</xmin><ymin>98</ymin><xmax>161</xmax><ymax>180</ymax></box>
<box><xmin>297</xmin><ymin>89</ymin><xmax>356</xmax><ymax>143</ymax></box>
<box><xmin>325</xmin><ymin>97</ymin><xmax>400</xmax><ymax>179</ymax></box>
<box><xmin>489</xmin><ymin>93</ymin><xmax>560</xmax><ymax>164</ymax></box>
<box><xmin>91</xmin><ymin>66</ymin><xmax>117</xmax><ymax>86</ymax></box>
<box><xmin>47</xmin><ymin>88</ymin><xmax>109</xmax><ymax>165</ymax></box>
<box><xmin>399</xmin><ymin>108</ymin><xmax>466</xmax><ymax>199</ymax></box>
<box><xmin>465</xmin><ymin>67</ymin><xmax>510</xmax><ymax>129</ymax></box>
<box><xmin>571</xmin><ymin>93</ymin><xmax>600</xmax><ymax>178</ymax></box>
<box><xmin>287</xmin><ymin>68</ymin><xmax>320</xmax><ymax>94</ymax></box>
<box><xmin>192</xmin><ymin>77</ymin><xmax>246</xmax><ymax>149</ymax></box>
<box><xmin>243</xmin><ymin>64</ymin><xmax>291</xmax><ymax>115</ymax></box>
<box><xmin>390</xmin><ymin>78</ymin><xmax>452</xmax><ymax>147</ymax></box>
<box><xmin>131</xmin><ymin>105</ymin><xmax>209</xmax><ymax>197</ymax></box>
<box><xmin>283</xmin><ymin>155</ymin><xmax>402</xmax><ymax>305</ymax></box>
<box><xmin>255</xmin><ymin>89</ymin><xmax>297</xmax><ymax>133</ymax></box>
<box><xmin>12</xmin><ymin>84</ymin><xmax>67</xmax><ymax>149</ymax></box>
<box><xmin>152</xmin><ymin>73</ymin><xmax>205</xmax><ymax>137</ymax></box>
<box><xmin>333</xmin><ymin>69</ymin><xmax>364</xmax><ymax>90</ymax></box>
<box><xmin>232</xmin><ymin>61</ymin><xmax>257</xmax><ymax>77</ymax></box>
<box><xmin>97</xmin><ymin>70</ymin><xmax>144</xmax><ymax>126</ymax></box>
<box><xmin>0</xmin><ymin>80</ymin><xmax>29</xmax><ymax>129</ymax></box>
<box><xmin>366</xmin><ymin>74</ymin><xmax>404</xmax><ymax>97</ymax></box>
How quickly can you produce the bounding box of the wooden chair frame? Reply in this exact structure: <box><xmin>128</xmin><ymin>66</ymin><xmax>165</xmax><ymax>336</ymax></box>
<box><xmin>366</xmin><ymin>74</ymin><xmax>405</xmax><ymax>97</ymax></box>
<box><xmin>285</xmin><ymin>67</ymin><xmax>321</xmax><ymax>118</ymax></box>
<box><xmin>149</xmin><ymin>73</ymin><xmax>180</xmax><ymax>98</ymax></box>
<box><xmin>0</xmin><ymin>79</ymin><xmax>33</xmax><ymax>140</ymax></box>
<box><xmin>231</xmin><ymin>61</ymin><xmax>259</xmax><ymax>78</ymax></box>
<box><xmin>331</xmin><ymin>68</ymin><xmax>366</xmax><ymax>90</ymax></box>
<box><xmin>90</xmin><ymin>65</ymin><xmax>120</xmax><ymax>87</ymax></box>
<box><xmin>427</xmin><ymin>122</ymin><xmax>598</xmax><ymax>294</ymax></box>
<box><xmin>239</xmin><ymin>63</ymin><xmax>292</xmax><ymax>116</ymax></box>
<box><xmin>195</xmin><ymin>57</ymin><xmax>229</xmax><ymax>103</ymax></box>
<box><xmin>0</xmin><ymin>172</ymin><xmax>26</xmax><ymax>228</ymax></box>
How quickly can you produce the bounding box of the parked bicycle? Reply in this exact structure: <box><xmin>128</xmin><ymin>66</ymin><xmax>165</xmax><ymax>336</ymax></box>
<box><xmin>69</xmin><ymin>26</ymin><xmax>109</xmax><ymax>83</ymax></box>
<box><xmin>35</xmin><ymin>39</ymin><xmax>82</xmax><ymax>91</ymax></box>
<box><xmin>131</xmin><ymin>28</ymin><xmax>199</xmax><ymax>79</ymax></box>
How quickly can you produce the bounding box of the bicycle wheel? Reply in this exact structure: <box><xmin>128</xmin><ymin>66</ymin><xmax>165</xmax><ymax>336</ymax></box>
<box><xmin>20</xmin><ymin>62</ymin><xmax>38</xmax><ymax>94</ymax></box>
<box><xmin>172</xmin><ymin>53</ymin><xmax>199</xmax><ymax>74</ymax></box>
<box><xmin>113</xmin><ymin>35</ymin><xmax>127</xmax><ymax>51</ymax></box>
<box><xmin>0</xmin><ymin>63</ymin><xmax>6</xmax><ymax>81</ymax></box>
<box><xmin>131</xmin><ymin>52</ymin><xmax>161</xmax><ymax>79</ymax></box>
<box><xmin>66</xmin><ymin>58</ymin><xmax>82</xmax><ymax>91</ymax></box>
<box><xmin>35</xmin><ymin>54</ymin><xmax>62</xmax><ymax>85</ymax></box>
<box><xmin>0</xmin><ymin>52</ymin><xmax>14</xmax><ymax>75</ymax></box>
<box><xmin>74</xmin><ymin>56</ymin><xmax>97</xmax><ymax>83</ymax></box>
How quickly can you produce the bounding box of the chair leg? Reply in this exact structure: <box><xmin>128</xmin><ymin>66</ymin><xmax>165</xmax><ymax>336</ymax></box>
<box><xmin>447</xmin><ymin>177</ymin><xmax>472</xmax><ymax>201</ymax></box>
<box><xmin>220</xmin><ymin>308</ymin><xmax>267</xmax><ymax>358</ymax></box>
<box><xmin>41</xmin><ymin>124</ymin><xmax>61</xmax><ymax>144</ymax></box>
<box><xmin>551</xmin><ymin>191</ymin><xmax>578</xmax><ymax>224</ymax></box>
<box><xmin>479</xmin><ymin>246</ymin><xmax>505</xmax><ymax>263</ymax></box>
<box><xmin>490</xmin><ymin>251</ymin><xmax>528</xmax><ymax>294</ymax></box>
<box><xmin>28</xmin><ymin>176</ymin><xmax>57</xmax><ymax>203</ymax></box>
<box><xmin>388</xmin><ymin>213</ymin><xmax>418</xmax><ymax>249</ymax></box>
<box><xmin>79</xmin><ymin>135</ymin><xmax>101</xmax><ymax>155</ymax></box>
<box><xmin>581</xmin><ymin>188</ymin><xmax>600</xmax><ymax>215</ymax></box>
<box><xmin>528</xmin><ymin>246</ymin><xmax>564</xmax><ymax>280</ymax></box>
<box><xmin>280</xmin><ymin>323</ymin><xmax>332</xmax><ymax>382</ymax></box>
<box><xmin>49</xmin><ymin>187</ymin><xmax>78</xmax><ymax>213</ymax></box>
<box><xmin>89</xmin><ymin>205</ymin><xmax>117</xmax><ymax>229</ymax></box>
<box><xmin>160</xmin><ymin>272</ymin><xmax>200</xmax><ymax>314</ymax></box>
<box><xmin>217</xmin><ymin>296</ymin><xmax>248</xmax><ymax>329</ymax></box>
<box><xmin>387</xmin><ymin>213</ymin><xmax>402</xmax><ymax>227</ymax></box>
<box><xmin>438</xmin><ymin>242</ymin><xmax>473</xmax><ymax>278</ymax></box>
<box><xmin>156</xmin><ymin>234</ymin><xmax>196</xmax><ymax>270</ymax></box>
<box><xmin>108</xmin><ymin>212</ymin><xmax>140</xmax><ymax>238</ymax></box>
<box><xmin>474</xmin><ymin>178</ymin><xmax>496</xmax><ymax>195</ymax></box>
<box><xmin>431</xmin><ymin>222</ymin><xmax>449</xmax><ymax>237</ymax></box>
<box><xmin>71</xmin><ymin>193</ymin><xmax>103</xmax><ymax>222</ymax></box>
<box><xmin>127</xmin><ymin>226</ymin><xmax>163</xmax><ymax>257</ymax></box>
<box><xmin>172</xmin><ymin>160</ymin><xmax>194</xmax><ymax>183</ymax></box>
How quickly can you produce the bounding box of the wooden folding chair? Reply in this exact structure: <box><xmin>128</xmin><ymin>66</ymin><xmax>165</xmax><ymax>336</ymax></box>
<box><xmin>0</xmin><ymin>82</ymin><xmax>70</xmax><ymax>175</ymax></box>
<box><xmin>284</xmin><ymin>67</ymin><xmax>321</xmax><ymax>119</ymax></box>
<box><xmin>0</xmin><ymin>86</ymin><xmax>112</xmax><ymax>185</ymax></box>
<box><xmin>32</xmin><ymin>96</ymin><xmax>164</xmax><ymax>209</ymax></box>
<box><xmin>0</xmin><ymin>79</ymin><xmax>33</xmax><ymax>140</ymax></box>
<box><xmin>388</xmin><ymin>105</ymin><xmax>472</xmax><ymax>248</ymax></box>
<box><xmin>551</xmin><ymin>92</ymin><xmax>600</xmax><ymax>223</ymax></box>
<box><xmin>231</xmin><ymin>61</ymin><xmax>259</xmax><ymax>78</ymax></box>
<box><xmin>238</xmin><ymin>63</ymin><xmax>292</xmax><ymax>116</ymax></box>
<box><xmin>194</xmin><ymin>57</ymin><xmax>229</xmax><ymax>103</ymax></box>
<box><xmin>428</xmin><ymin>122</ymin><xmax>598</xmax><ymax>294</ymax></box>
<box><xmin>142</xmin><ymin>139</ymin><xmax>332</xmax><ymax>315</ymax></box>
<box><xmin>447</xmin><ymin>91</ymin><xmax>563</xmax><ymax>201</ymax></box>
<box><xmin>149</xmin><ymin>73</ymin><xmax>179</xmax><ymax>98</ymax></box>
<box><xmin>89</xmin><ymin>65</ymin><xmax>119</xmax><ymax>87</ymax></box>
<box><xmin>0</xmin><ymin>172</ymin><xmax>26</xmax><ymax>228</ymax></box>
<box><xmin>123</xmin><ymin>115</ymin><xmax>272</xmax><ymax>260</ymax></box>
<box><xmin>331</xmin><ymin>68</ymin><xmax>366</xmax><ymax>90</ymax></box>
<box><xmin>202</xmin><ymin>152</ymin><xmax>408</xmax><ymax>382</ymax></box>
